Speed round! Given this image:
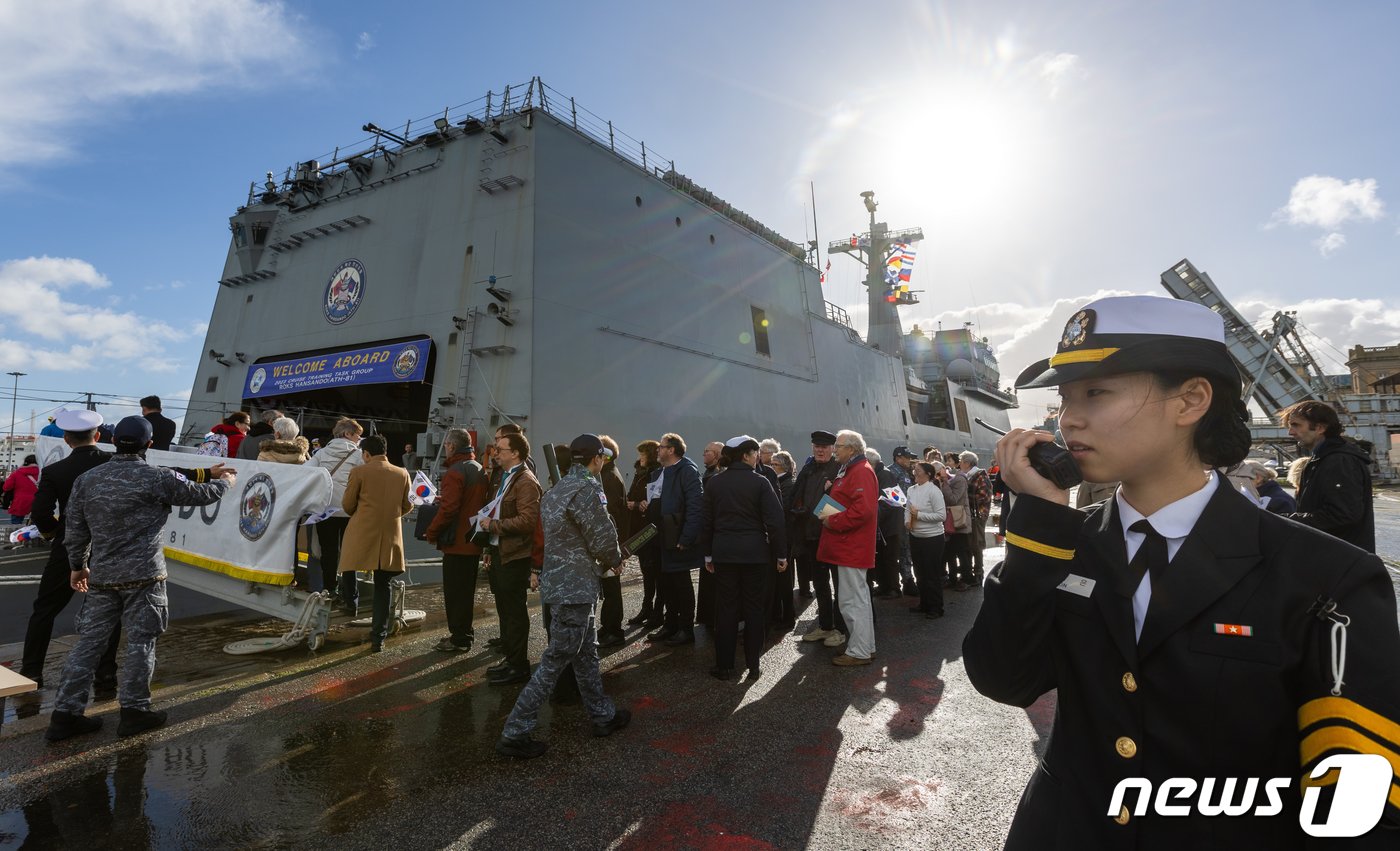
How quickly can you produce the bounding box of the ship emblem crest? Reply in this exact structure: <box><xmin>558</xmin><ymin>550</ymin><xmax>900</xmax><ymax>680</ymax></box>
<box><xmin>1061</xmin><ymin>309</ymin><xmax>1094</xmax><ymax>348</ymax></box>
<box><xmin>238</xmin><ymin>473</ymin><xmax>277</xmax><ymax>542</ymax></box>
<box><xmin>248</xmin><ymin>367</ymin><xmax>267</xmax><ymax>394</ymax></box>
<box><xmin>392</xmin><ymin>345</ymin><xmax>420</xmax><ymax>379</ymax></box>
<box><xmin>324</xmin><ymin>259</ymin><xmax>366</xmax><ymax>325</ymax></box>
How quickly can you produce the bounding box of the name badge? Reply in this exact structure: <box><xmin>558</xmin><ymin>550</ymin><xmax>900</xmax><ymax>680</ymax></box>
<box><xmin>1057</xmin><ymin>574</ymin><xmax>1096</xmax><ymax>598</ymax></box>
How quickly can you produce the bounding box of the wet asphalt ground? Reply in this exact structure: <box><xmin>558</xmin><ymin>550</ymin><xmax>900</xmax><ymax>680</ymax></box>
<box><xmin>0</xmin><ymin>492</ymin><xmax>1396</xmax><ymax>850</ymax></box>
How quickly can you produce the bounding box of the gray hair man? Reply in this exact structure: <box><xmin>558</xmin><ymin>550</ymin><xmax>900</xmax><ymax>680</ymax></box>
<box><xmin>958</xmin><ymin>450</ymin><xmax>992</xmax><ymax>584</ymax></box>
<box><xmin>815</xmin><ymin>429</ymin><xmax>878</xmax><ymax>665</ymax></box>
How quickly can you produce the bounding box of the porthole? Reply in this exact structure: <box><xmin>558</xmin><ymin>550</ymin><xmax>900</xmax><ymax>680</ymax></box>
<box><xmin>635</xmin><ymin>196</ymin><xmax>642</xmax><ymax>207</ymax></box>
<box><xmin>675</xmin><ymin>216</ymin><xmax>682</xmax><ymax>227</ymax></box>
<box><xmin>709</xmin><ymin>234</ymin><xmax>716</xmax><ymax>244</ymax></box>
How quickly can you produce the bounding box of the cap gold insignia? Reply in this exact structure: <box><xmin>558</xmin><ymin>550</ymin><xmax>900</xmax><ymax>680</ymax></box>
<box><xmin>1062</xmin><ymin>309</ymin><xmax>1093</xmax><ymax>349</ymax></box>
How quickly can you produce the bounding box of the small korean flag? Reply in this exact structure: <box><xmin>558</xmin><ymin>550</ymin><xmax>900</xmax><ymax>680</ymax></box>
<box><xmin>410</xmin><ymin>471</ymin><xmax>437</xmax><ymax>506</ymax></box>
<box><xmin>880</xmin><ymin>486</ymin><xmax>908</xmax><ymax>508</ymax></box>
<box><xmin>8</xmin><ymin>524</ymin><xmax>41</xmax><ymax>544</ymax></box>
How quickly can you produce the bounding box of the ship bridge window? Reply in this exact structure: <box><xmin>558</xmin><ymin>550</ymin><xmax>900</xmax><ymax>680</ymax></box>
<box><xmin>232</xmin><ymin>224</ymin><xmax>246</xmax><ymax>248</ymax></box>
<box><xmin>750</xmin><ymin>306</ymin><xmax>771</xmax><ymax>357</ymax></box>
<box><xmin>251</xmin><ymin>223</ymin><xmax>269</xmax><ymax>246</ymax></box>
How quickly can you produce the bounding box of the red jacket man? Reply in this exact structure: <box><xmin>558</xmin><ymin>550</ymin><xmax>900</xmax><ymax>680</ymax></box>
<box><xmin>816</xmin><ymin>434</ymin><xmax>880</xmax><ymax>665</ymax></box>
<box><xmin>816</xmin><ymin>454</ymin><xmax>879</xmax><ymax>569</ymax></box>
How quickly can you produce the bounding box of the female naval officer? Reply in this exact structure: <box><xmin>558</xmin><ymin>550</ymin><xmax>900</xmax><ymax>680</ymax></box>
<box><xmin>963</xmin><ymin>295</ymin><xmax>1399</xmax><ymax>849</ymax></box>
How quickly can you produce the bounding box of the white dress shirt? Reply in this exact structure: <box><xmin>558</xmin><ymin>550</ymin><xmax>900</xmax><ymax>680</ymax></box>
<box><xmin>1115</xmin><ymin>472</ymin><xmax>1216</xmax><ymax>640</ymax></box>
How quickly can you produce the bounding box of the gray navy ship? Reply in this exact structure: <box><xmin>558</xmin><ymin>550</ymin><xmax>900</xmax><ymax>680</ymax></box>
<box><xmin>186</xmin><ymin>77</ymin><xmax>1016</xmax><ymax>467</ymax></box>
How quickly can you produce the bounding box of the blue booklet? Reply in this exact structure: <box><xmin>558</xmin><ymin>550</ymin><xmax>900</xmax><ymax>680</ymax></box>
<box><xmin>813</xmin><ymin>494</ymin><xmax>846</xmax><ymax>519</ymax></box>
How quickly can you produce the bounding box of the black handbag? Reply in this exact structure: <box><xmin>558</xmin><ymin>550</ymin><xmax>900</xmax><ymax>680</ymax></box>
<box><xmin>415</xmin><ymin>503</ymin><xmax>457</xmax><ymax>544</ymax></box>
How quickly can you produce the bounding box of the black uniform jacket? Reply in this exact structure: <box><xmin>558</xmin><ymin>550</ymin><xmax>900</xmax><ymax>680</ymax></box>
<box><xmin>1287</xmin><ymin>437</ymin><xmax>1375</xmax><ymax>553</ymax></box>
<box><xmin>144</xmin><ymin>410</ymin><xmax>177</xmax><ymax>452</ymax></box>
<box><xmin>32</xmin><ymin>446</ymin><xmax>214</xmax><ymax>542</ymax></box>
<box><xmin>964</xmin><ymin>476</ymin><xmax>1400</xmax><ymax>850</ymax></box>
<box><xmin>700</xmin><ymin>462</ymin><xmax>786</xmax><ymax>565</ymax></box>
<box><xmin>789</xmin><ymin>457</ymin><xmax>840</xmax><ymax>547</ymax></box>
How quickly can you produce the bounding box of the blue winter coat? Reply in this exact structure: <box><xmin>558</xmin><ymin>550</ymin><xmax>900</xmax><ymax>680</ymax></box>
<box><xmin>1257</xmin><ymin>478</ymin><xmax>1297</xmax><ymax>514</ymax></box>
<box><xmin>647</xmin><ymin>455</ymin><xmax>705</xmax><ymax>572</ymax></box>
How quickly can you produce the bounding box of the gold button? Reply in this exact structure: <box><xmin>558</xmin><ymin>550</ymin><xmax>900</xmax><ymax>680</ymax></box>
<box><xmin>1114</xmin><ymin>805</ymin><xmax>1130</xmax><ymax>825</ymax></box>
<box><xmin>1122</xmin><ymin>672</ymin><xmax>1138</xmax><ymax>693</ymax></box>
<box><xmin>1115</xmin><ymin>736</ymin><xmax>1137</xmax><ymax>758</ymax></box>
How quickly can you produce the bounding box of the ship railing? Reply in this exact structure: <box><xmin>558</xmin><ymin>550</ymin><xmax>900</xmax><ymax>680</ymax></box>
<box><xmin>253</xmin><ymin>77</ymin><xmax>810</xmax><ymax>263</ymax></box>
<box><xmin>823</xmin><ymin>301</ymin><xmax>853</xmax><ymax>329</ymax></box>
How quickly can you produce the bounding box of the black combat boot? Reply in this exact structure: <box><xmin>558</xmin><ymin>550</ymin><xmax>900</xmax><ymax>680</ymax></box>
<box><xmin>117</xmin><ymin>707</ymin><xmax>168</xmax><ymax>738</ymax></box>
<box><xmin>45</xmin><ymin>711</ymin><xmax>103</xmax><ymax>743</ymax></box>
<box><xmin>592</xmin><ymin>708</ymin><xmax>632</xmax><ymax>737</ymax></box>
<box><xmin>496</xmin><ymin>735</ymin><xmax>548</xmax><ymax>759</ymax></box>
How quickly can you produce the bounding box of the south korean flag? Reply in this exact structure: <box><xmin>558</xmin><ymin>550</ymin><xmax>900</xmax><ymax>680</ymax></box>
<box><xmin>880</xmin><ymin>486</ymin><xmax>908</xmax><ymax>508</ymax></box>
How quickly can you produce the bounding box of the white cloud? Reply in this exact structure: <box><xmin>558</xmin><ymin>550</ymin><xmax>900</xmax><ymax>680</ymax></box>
<box><xmin>355</xmin><ymin>31</ymin><xmax>376</xmax><ymax>57</ymax></box>
<box><xmin>1315</xmin><ymin>232</ymin><xmax>1346</xmax><ymax>257</ymax></box>
<box><xmin>0</xmin><ymin>0</ymin><xmax>310</xmax><ymax>169</ymax></box>
<box><xmin>1230</xmin><ymin>295</ymin><xmax>1400</xmax><ymax>374</ymax></box>
<box><xmin>1037</xmin><ymin>52</ymin><xmax>1084</xmax><ymax>98</ymax></box>
<box><xmin>0</xmin><ymin>256</ymin><xmax>193</xmax><ymax>372</ymax></box>
<box><xmin>1272</xmin><ymin>175</ymin><xmax>1384</xmax><ymax>231</ymax></box>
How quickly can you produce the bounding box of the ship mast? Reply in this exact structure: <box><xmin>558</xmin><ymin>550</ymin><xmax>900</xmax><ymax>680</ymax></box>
<box><xmin>827</xmin><ymin>190</ymin><xmax>923</xmax><ymax>358</ymax></box>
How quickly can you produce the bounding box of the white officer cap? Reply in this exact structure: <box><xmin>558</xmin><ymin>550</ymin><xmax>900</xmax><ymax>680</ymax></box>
<box><xmin>1016</xmin><ymin>295</ymin><xmax>1239</xmax><ymax>389</ymax></box>
<box><xmin>724</xmin><ymin>434</ymin><xmax>759</xmax><ymax>450</ymax></box>
<box><xmin>54</xmin><ymin>409</ymin><xmax>104</xmax><ymax>431</ymax></box>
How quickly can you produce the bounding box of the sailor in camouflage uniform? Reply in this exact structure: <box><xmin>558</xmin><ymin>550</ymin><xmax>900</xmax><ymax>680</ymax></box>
<box><xmin>46</xmin><ymin>416</ymin><xmax>234</xmax><ymax>743</ymax></box>
<box><xmin>497</xmin><ymin>434</ymin><xmax>632</xmax><ymax>759</ymax></box>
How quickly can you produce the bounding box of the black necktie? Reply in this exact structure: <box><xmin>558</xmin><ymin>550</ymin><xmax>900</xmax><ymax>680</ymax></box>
<box><xmin>1128</xmin><ymin>519</ymin><xmax>1168</xmax><ymax>590</ymax></box>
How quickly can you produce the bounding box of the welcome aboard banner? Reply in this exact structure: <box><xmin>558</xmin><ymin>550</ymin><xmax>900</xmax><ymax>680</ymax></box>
<box><xmin>38</xmin><ymin>438</ymin><xmax>333</xmax><ymax>586</ymax></box>
<box><xmin>242</xmin><ymin>337</ymin><xmax>429</xmax><ymax>400</ymax></box>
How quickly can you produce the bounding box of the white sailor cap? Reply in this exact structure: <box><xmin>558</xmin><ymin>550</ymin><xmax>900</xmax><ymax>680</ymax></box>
<box><xmin>1016</xmin><ymin>295</ymin><xmax>1240</xmax><ymax>389</ymax></box>
<box><xmin>724</xmin><ymin>435</ymin><xmax>760</xmax><ymax>453</ymax></box>
<box><xmin>55</xmin><ymin>409</ymin><xmax>104</xmax><ymax>431</ymax></box>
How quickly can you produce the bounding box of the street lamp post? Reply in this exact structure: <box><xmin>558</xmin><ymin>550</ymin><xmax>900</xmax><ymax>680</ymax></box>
<box><xmin>6</xmin><ymin>371</ymin><xmax>24</xmax><ymax>473</ymax></box>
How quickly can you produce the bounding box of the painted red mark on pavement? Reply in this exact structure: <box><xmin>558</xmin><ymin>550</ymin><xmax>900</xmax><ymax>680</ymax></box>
<box><xmin>632</xmin><ymin>694</ymin><xmax>667</xmax><ymax>711</ymax></box>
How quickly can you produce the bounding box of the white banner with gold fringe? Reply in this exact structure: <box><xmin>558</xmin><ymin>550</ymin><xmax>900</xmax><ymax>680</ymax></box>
<box><xmin>37</xmin><ymin>437</ymin><xmax>333</xmax><ymax>586</ymax></box>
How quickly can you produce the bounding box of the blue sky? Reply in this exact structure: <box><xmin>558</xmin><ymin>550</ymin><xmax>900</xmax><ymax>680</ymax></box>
<box><xmin>2</xmin><ymin>0</ymin><xmax>1399</xmax><ymax>432</ymax></box>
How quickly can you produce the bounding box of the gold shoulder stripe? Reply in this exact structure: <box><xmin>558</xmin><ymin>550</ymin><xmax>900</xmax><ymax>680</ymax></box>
<box><xmin>1049</xmin><ymin>347</ymin><xmax>1121</xmax><ymax>367</ymax></box>
<box><xmin>1300</xmin><ymin>697</ymin><xmax>1400</xmax><ymax>748</ymax></box>
<box><xmin>1005</xmin><ymin>532</ymin><xmax>1075</xmax><ymax>561</ymax></box>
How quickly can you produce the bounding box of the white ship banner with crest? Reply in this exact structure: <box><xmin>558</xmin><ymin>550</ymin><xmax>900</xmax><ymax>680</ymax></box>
<box><xmin>37</xmin><ymin>438</ymin><xmax>333</xmax><ymax>587</ymax></box>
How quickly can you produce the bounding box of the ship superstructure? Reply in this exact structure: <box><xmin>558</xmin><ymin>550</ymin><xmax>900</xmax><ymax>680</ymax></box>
<box><xmin>187</xmin><ymin>78</ymin><xmax>1015</xmax><ymax>468</ymax></box>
